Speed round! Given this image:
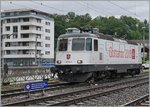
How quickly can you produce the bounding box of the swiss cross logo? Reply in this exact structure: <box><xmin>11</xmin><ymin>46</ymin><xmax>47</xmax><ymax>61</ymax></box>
<box><xmin>132</xmin><ymin>49</ymin><xmax>135</xmax><ymax>59</ymax></box>
<box><xmin>66</xmin><ymin>54</ymin><xmax>71</xmax><ymax>59</ymax></box>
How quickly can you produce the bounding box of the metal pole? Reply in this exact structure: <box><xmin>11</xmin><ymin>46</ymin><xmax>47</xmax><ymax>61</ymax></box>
<box><xmin>1</xmin><ymin>34</ymin><xmax>3</xmax><ymax>79</ymax></box>
<box><xmin>35</xmin><ymin>36</ymin><xmax>37</xmax><ymax>66</ymax></box>
<box><xmin>143</xmin><ymin>27</ymin><xmax>145</xmax><ymax>63</ymax></box>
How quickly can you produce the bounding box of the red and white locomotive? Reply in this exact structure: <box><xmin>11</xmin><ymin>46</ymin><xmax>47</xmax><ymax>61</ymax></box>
<box><xmin>54</xmin><ymin>28</ymin><xmax>142</xmax><ymax>82</ymax></box>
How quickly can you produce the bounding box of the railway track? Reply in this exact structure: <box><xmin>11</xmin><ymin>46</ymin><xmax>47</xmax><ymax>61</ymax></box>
<box><xmin>2</xmin><ymin>75</ymin><xmax>149</xmax><ymax>106</ymax></box>
<box><xmin>1</xmin><ymin>82</ymin><xmax>74</xmax><ymax>98</ymax></box>
<box><xmin>123</xmin><ymin>94</ymin><xmax>149</xmax><ymax>106</ymax></box>
<box><xmin>1</xmin><ymin>73</ymin><xmax>148</xmax><ymax>99</ymax></box>
<box><xmin>1</xmin><ymin>73</ymin><xmax>148</xmax><ymax>96</ymax></box>
<box><xmin>1</xmin><ymin>81</ymin><xmax>67</xmax><ymax>94</ymax></box>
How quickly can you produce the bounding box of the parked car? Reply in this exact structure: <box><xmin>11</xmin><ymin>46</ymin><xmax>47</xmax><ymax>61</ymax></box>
<box><xmin>142</xmin><ymin>61</ymin><xmax>149</xmax><ymax>69</ymax></box>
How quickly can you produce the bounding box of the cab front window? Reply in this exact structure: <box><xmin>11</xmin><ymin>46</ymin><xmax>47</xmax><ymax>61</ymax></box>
<box><xmin>72</xmin><ymin>38</ymin><xmax>85</xmax><ymax>51</ymax></box>
<box><xmin>86</xmin><ymin>38</ymin><xmax>92</xmax><ymax>51</ymax></box>
<box><xmin>58</xmin><ymin>39</ymin><xmax>68</xmax><ymax>51</ymax></box>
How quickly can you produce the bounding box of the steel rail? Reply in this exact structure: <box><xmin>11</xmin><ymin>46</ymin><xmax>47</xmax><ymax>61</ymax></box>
<box><xmin>2</xmin><ymin>72</ymin><xmax>148</xmax><ymax>95</ymax></box>
<box><xmin>2</xmin><ymin>77</ymin><xmax>149</xmax><ymax>106</ymax></box>
<box><xmin>46</xmin><ymin>81</ymin><xmax>149</xmax><ymax>106</ymax></box>
<box><xmin>2</xmin><ymin>74</ymin><xmax>148</xmax><ymax>99</ymax></box>
<box><xmin>123</xmin><ymin>94</ymin><xmax>149</xmax><ymax>106</ymax></box>
<box><xmin>1</xmin><ymin>81</ymin><xmax>62</xmax><ymax>94</ymax></box>
<box><xmin>1</xmin><ymin>82</ymin><xmax>70</xmax><ymax>98</ymax></box>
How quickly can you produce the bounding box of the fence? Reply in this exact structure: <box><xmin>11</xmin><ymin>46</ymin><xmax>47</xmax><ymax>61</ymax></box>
<box><xmin>1</xmin><ymin>66</ymin><xmax>56</xmax><ymax>85</ymax></box>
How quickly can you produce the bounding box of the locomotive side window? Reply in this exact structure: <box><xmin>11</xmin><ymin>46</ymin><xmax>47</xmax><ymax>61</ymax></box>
<box><xmin>72</xmin><ymin>38</ymin><xmax>85</xmax><ymax>51</ymax></box>
<box><xmin>86</xmin><ymin>38</ymin><xmax>92</xmax><ymax>51</ymax></box>
<box><xmin>58</xmin><ymin>39</ymin><xmax>68</xmax><ymax>51</ymax></box>
<box><xmin>94</xmin><ymin>39</ymin><xmax>98</xmax><ymax>51</ymax></box>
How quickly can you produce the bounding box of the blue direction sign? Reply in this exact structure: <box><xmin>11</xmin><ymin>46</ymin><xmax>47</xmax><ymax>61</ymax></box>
<box><xmin>24</xmin><ymin>81</ymin><xmax>48</xmax><ymax>91</ymax></box>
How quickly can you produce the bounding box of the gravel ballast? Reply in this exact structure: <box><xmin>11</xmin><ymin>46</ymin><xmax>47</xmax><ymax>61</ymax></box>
<box><xmin>76</xmin><ymin>84</ymin><xmax>149</xmax><ymax>106</ymax></box>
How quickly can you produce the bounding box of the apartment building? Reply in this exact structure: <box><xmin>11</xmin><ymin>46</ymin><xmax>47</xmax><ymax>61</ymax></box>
<box><xmin>1</xmin><ymin>9</ymin><xmax>54</xmax><ymax>67</ymax></box>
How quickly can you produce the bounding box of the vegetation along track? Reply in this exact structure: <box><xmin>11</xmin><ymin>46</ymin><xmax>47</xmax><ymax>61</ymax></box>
<box><xmin>1</xmin><ymin>72</ymin><xmax>148</xmax><ymax>99</ymax></box>
<box><xmin>123</xmin><ymin>94</ymin><xmax>149</xmax><ymax>106</ymax></box>
<box><xmin>3</xmin><ymin>74</ymin><xmax>149</xmax><ymax>106</ymax></box>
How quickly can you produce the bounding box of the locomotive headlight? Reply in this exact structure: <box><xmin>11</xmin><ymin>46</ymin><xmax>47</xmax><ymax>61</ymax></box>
<box><xmin>77</xmin><ymin>60</ymin><xmax>83</xmax><ymax>64</ymax></box>
<box><xmin>57</xmin><ymin>60</ymin><xmax>62</xmax><ymax>64</ymax></box>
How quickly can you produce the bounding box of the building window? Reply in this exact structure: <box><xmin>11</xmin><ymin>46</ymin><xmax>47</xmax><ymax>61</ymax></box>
<box><xmin>22</xmin><ymin>42</ymin><xmax>29</xmax><ymax>46</ymax></box>
<box><xmin>5</xmin><ymin>42</ymin><xmax>10</xmax><ymax>47</ymax></box>
<box><xmin>13</xmin><ymin>26</ymin><xmax>18</xmax><ymax>32</ymax></box>
<box><xmin>13</xmin><ymin>34</ymin><xmax>18</xmax><ymax>39</ymax></box>
<box><xmin>45</xmin><ymin>22</ymin><xmax>50</xmax><ymax>25</ymax></box>
<box><xmin>10</xmin><ymin>12</ymin><xmax>14</xmax><ymax>16</ymax></box>
<box><xmin>7</xmin><ymin>19</ymin><xmax>19</xmax><ymax>23</ymax></box>
<box><xmin>37</xmin><ymin>34</ymin><xmax>41</xmax><ymax>38</ymax></box>
<box><xmin>37</xmin><ymin>42</ymin><xmax>41</xmax><ymax>47</ymax></box>
<box><xmin>6</xmin><ymin>34</ymin><xmax>10</xmax><ymax>39</ymax></box>
<box><xmin>5</xmin><ymin>12</ymin><xmax>10</xmax><ymax>17</ymax></box>
<box><xmin>5</xmin><ymin>26</ymin><xmax>10</xmax><ymax>31</ymax></box>
<box><xmin>2</xmin><ymin>13</ymin><xmax>5</xmax><ymax>17</ymax></box>
<box><xmin>45</xmin><ymin>29</ymin><xmax>50</xmax><ymax>33</ymax></box>
<box><xmin>37</xmin><ymin>19</ymin><xmax>41</xmax><ymax>23</ymax></box>
<box><xmin>36</xmin><ymin>26</ymin><xmax>41</xmax><ymax>31</ymax></box>
<box><xmin>45</xmin><ymin>44</ymin><xmax>50</xmax><ymax>47</ymax></box>
<box><xmin>7</xmin><ymin>19</ymin><xmax>10</xmax><ymax>23</ymax></box>
<box><xmin>45</xmin><ymin>36</ymin><xmax>50</xmax><ymax>40</ymax></box>
<box><xmin>45</xmin><ymin>51</ymin><xmax>50</xmax><ymax>55</ymax></box>
<box><xmin>6</xmin><ymin>50</ymin><xmax>10</xmax><ymax>54</ymax></box>
<box><xmin>13</xmin><ymin>19</ymin><xmax>18</xmax><ymax>22</ymax></box>
<box><xmin>21</xmin><ymin>34</ymin><xmax>29</xmax><ymax>38</ymax></box>
<box><xmin>23</xmin><ymin>18</ymin><xmax>29</xmax><ymax>22</ymax></box>
<box><xmin>21</xmin><ymin>26</ymin><xmax>29</xmax><ymax>30</ymax></box>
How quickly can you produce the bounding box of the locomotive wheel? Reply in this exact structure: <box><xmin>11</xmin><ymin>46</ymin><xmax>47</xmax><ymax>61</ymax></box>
<box><xmin>58</xmin><ymin>72</ymin><xmax>93</xmax><ymax>82</ymax></box>
<box><xmin>109</xmin><ymin>71</ymin><xmax>117</xmax><ymax>79</ymax></box>
<box><xmin>130</xmin><ymin>70</ymin><xmax>136</xmax><ymax>77</ymax></box>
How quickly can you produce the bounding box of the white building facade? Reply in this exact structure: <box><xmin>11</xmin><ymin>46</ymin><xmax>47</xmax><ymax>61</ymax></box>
<box><xmin>1</xmin><ymin>9</ymin><xmax>54</xmax><ymax>67</ymax></box>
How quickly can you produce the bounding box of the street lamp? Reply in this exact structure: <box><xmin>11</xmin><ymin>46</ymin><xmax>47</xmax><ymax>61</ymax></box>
<box><xmin>142</xmin><ymin>27</ymin><xmax>145</xmax><ymax>63</ymax></box>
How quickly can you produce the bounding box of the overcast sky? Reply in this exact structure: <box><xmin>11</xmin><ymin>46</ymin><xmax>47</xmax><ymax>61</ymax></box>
<box><xmin>1</xmin><ymin>1</ymin><xmax>149</xmax><ymax>22</ymax></box>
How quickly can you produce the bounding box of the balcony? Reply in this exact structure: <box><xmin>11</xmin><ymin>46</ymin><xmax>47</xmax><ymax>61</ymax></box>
<box><xmin>3</xmin><ymin>37</ymin><xmax>42</xmax><ymax>42</ymax></box>
<box><xmin>4</xmin><ymin>46</ymin><xmax>43</xmax><ymax>50</ymax></box>
<box><xmin>20</xmin><ymin>29</ymin><xmax>43</xmax><ymax>34</ymax></box>
<box><xmin>3</xmin><ymin>54</ymin><xmax>36</xmax><ymax>58</ymax></box>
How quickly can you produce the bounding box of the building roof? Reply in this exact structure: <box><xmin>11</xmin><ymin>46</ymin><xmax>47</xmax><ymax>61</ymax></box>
<box><xmin>1</xmin><ymin>8</ymin><xmax>54</xmax><ymax>21</ymax></box>
<box><xmin>1</xmin><ymin>8</ymin><xmax>51</xmax><ymax>16</ymax></box>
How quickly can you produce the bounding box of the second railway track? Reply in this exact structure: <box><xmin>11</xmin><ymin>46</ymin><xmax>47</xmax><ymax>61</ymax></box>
<box><xmin>1</xmin><ymin>72</ymin><xmax>148</xmax><ymax>99</ymax></box>
<box><xmin>123</xmin><ymin>94</ymin><xmax>149</xmax><ymax>106</ymax></box>
<box><xmin>2</xmin><ymin>74</ymin><xmax>149</xmax><ymax>106</ymax></box>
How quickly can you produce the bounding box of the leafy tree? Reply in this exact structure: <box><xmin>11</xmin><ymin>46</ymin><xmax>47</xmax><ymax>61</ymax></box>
<box><xmin>50</xmin><ymin>12</ymin><xmax>149</xmax><ymax>49</ymax></box>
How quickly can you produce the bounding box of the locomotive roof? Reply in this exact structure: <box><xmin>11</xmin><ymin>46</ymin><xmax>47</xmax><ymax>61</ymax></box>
<box><xmin>59</xmin><ymin>33</ymin><xmax>138</xmax><ymax>45</ymax></box>
<box><xmin>59</xmin><ymin>33</ymin><xmax>97</xmax><ymax>38</ymax></box>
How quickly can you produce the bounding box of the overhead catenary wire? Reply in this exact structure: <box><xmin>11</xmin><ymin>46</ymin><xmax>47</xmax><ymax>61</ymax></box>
<box><xmin>30</xmin><ymin>1</ymin><xmax>68</xmax><ymax>13</ymax></box>
<box><xmin>77</xmin><ymin>1</ymin><xmax>107</xmax><ymax>17</ymax></box>
<box><xmin>9</xmin><ymin>1</ymin><xmax>35</xmax><ymax>10</ymax></box>
<box><xmin>108</xmin><ymin>1</ymin><xmax>144</xmax><ymax>20</ymax></box>
<box><xmin>81</xmin><ymin>1</ymin><xmax>114</xmax><ymax>16</ymax></box>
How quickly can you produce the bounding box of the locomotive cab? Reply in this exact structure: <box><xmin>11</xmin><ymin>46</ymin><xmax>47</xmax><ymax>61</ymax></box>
<box><xmin>55</xmin><ymin>28</ymin><xmax>99</xmax><ymax>82</ymax></box>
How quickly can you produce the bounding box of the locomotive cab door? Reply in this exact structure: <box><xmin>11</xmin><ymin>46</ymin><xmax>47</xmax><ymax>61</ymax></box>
<box><xmin>99</xmin><ymin>44</ymin><xmax>104</xmax><ymax>63</ymax></box>
<box><xmin>92</xmin><ymin>39</ymin><xmax>99</xmax><ymax>64</ymax></box>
